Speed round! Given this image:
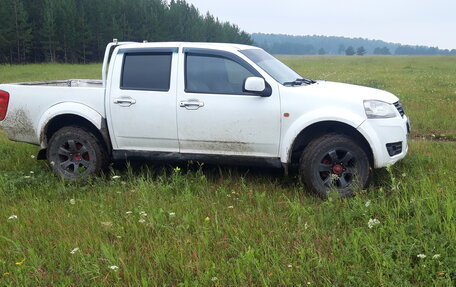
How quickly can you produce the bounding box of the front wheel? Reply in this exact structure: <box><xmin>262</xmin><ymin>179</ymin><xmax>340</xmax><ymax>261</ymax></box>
<box><xmin>46</xmin><ymin>126</ymin><xmax>107</xmax><ymax>180</ymax></box>
<box><xmin>299</xmin><ymin>133</ymin><xmax>371</xmax><ymax>198</ymax></box>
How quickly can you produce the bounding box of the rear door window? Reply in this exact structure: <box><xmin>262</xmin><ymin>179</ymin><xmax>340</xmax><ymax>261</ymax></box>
<box><xmin>121</xmin><ymin>53</ymin><xmax>172</xmax><ymax>91</ymax></box>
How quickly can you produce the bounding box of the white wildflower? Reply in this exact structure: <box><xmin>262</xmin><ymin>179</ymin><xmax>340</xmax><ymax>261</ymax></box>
<box><xmin>169</xmin><ymin>212</ymin><xmax>176</xmax><ymax>217</ymax></box>
<box><xmin>111</xmin><ymin>175</ymin><xmax>121</xmax><ymax>179</ymax></box>
<box><xmin>50</xmin><ymin>161</ymin><xmax>55</xmax><ymax>166</ymax></box>
<box><xmin>125</xmin><ymin>211</ymin><xmax>133</xmax><ymax>214</ymax></box>
<box><xmin>365</xmin><ymin>200</ymin><xmax>371</xmax><ymax>207</ymax></box>
<box><xmin>227</xmin><ymin>206</ymin><xmax>234</xmax><ymax>209</ymax></box>
<box><xmin>70</xmin><ymin>247</ymin><xmax>79</xmax><ymax>254</ymax></box>
<box><xmin>138</xmin><ymin>219</ymin><xmax>146</xmax><ymax>223</ymax></box>
<box><xmin>23</xmin><ymin>176</ymin><xmax>31</xmax><ymax>179</ymax></box>
<box><xmin>139</xmin><ymin>211</ymin><xmax>147</xmax><ymax>217</ymax></box>
<box><xmin>109</xmin><ymin>265</ymin><xmax>119</xmax><ymax>271</ymax></box>
<box><xmin>304</xmin><ymin>222</ymin><xmax>309</xmax><ymax>230</ymax></box>
<box><xmin>30</xmin><ymin>171</ymin><xmax>34</xmax><ymax>174</ymax></box>
<box><xmin>30</xmin><ymin>155</ymin><xmax>35</xmax><ymax>159</ymax></box>
<box><xmin>287</xmin><ymin>264</ymin><xmax>293</xmax><ymax>268</ymax></box>
<box><xmin>116</xmin><ymin>236</ymin><xmax>122</xmax><ymax>239</ymax></box>
<box><xmin>211</xmin><ymin>277</ymin><xmax>218</xmax><ymax>282</ymax></box>
<box><xmin>69</xmin><ymin>199</ymin><xmax>76</xmax><ymax>205</ymax></box>
<box><xmin>368</xmin><ymin>218</ymin><xmax>380</xmax><ymax>229</ymax></box>
<box><xmin>417</xmin><ymin>254</ymin><xmax>426</xmax><ymax>259</ymax></box>
<box><xmin>8</xmin><ymin>215</ymin><xmax>18</xmax><ymax>220</ymax></box>
<box><xmin>432</xmin><ymin>254</ymin><xmax>441</xmax><ymax>259</ymax></box>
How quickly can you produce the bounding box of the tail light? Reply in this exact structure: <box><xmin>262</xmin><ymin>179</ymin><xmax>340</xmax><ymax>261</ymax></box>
<box><xmin>0</xmin><ymin>90</ymin><xmax>10</xmax><ymax>121</ymax></box>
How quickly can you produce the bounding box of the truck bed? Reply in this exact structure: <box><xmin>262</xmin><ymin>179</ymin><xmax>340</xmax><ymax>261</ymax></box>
<box><xmin>0</xmin><ymin>79</ymin><xmax>106</xmax><ymax>146</ymax></box>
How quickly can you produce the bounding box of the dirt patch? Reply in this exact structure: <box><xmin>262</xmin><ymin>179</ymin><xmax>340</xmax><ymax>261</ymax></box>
<box><xmin>182</xmin><ymin>140</ymin><xmax>254</xmax><ymax>154</ymax></box>
<box><xmin>2</xmin><ymin>108</ymin><xmax>37</xmax><ymax>144</ymax></box>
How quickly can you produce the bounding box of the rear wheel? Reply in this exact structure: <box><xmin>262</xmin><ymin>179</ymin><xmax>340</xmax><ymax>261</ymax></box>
<box><xmin>299</xmin><ymin>133</ymin><xmax>371</xmax><ymax>198</ymax></box>
<box><xmin>47</xmin><ymin>126</ymin><xmax>107</xmax><ymax>180</ymax></box>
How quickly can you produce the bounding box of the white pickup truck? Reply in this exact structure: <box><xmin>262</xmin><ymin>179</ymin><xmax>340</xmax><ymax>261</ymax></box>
<box><xmin>0</xmin><ymin>40</ymin><xmax>410</xmax><ymax>197</ymax></box>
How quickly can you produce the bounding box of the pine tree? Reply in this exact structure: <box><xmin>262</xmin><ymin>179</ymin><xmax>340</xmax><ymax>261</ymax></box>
<box><xmin>12</xmin><ymin>0</ymin><xmax>32</xmax><ymax>62</ymax></box>
<box><xmin>345</xmin><ymin>46</ymin><xmax>355</xmax><ymax>56</ymax></box>
<box><xmin>356</xmin><ymin>46</ymin><xmax>366</xmax><ymax>56</ymax></box>
<box><xmin>0</xmin><ymin>0</ymin><xmax>15</xmax><ymax>63</ymax></box>
<box><xmin>41</xmin><ymin>0</ymin><xmax>57</xmax><ymax>62</ymax></box>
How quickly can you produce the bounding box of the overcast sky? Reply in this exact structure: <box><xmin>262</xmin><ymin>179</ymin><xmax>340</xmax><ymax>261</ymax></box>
<box><xmin>185</xmin><ymin>0</ymin><xmax>456</xmax><ymax>50</ymax></box>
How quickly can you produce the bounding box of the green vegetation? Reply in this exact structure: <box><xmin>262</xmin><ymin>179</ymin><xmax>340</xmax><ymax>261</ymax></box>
<box><xmin>252</xmin><ymin>33</ymin><xmax>456</xmax><ymax>55</ymax></box>
<box><xmin>0</xmin><ymin>0</ymin><xmax>252</xmax><ymax>64</ymax></box>
<box><xmin>345</xmin><ymin>46</ymin><xmax>355</xmax><ymax>56</ymax></box>
<box><xmin>0</xmin><ymin>64</ymin><xmax>100</xmax><ymax>84</ymax></box>
<box><xmin>356</xmin><ymin>46</ymin><xmax>366</xmax><ymax>56</ymax></box>
<box><xmin>1</xmin><ymin>56</ymin><xmax>455</xmax><ymax>286</ymax></box>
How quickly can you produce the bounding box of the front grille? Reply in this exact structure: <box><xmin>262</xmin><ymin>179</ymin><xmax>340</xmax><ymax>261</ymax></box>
<box><xmin>386</xmin><ymin>141</ymin><xmax>402</xmax><ymax>156</ymax></box>
<box><xmin>393</xmin><ymin>101</ymin><xmax>405</xmax><ymax>117</ymax></box>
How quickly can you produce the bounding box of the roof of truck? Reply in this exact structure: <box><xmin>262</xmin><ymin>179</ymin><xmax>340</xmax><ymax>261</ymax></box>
<box><xmin>117</xmin><ymin>42</ymin><xmax>260</xmax><ymax>52</ymax></box>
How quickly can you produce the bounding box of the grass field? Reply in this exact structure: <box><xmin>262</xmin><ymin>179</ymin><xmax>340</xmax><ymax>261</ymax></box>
<box><xmin>0</xmin><ymin>56</ymin><xmax>455</xmax><ymax>286</ymax></box>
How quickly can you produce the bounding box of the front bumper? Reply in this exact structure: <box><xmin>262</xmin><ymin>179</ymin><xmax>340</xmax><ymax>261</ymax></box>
<box><xmin>357</xmin><ymin>115</ymin><xmax>410</xmax><ymax>168</ymax></box>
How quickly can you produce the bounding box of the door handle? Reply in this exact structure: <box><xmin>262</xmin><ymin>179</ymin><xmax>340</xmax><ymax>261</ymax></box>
<box><xmin>114</xmin><ymin>97</ymin><xmax>136</xmax><ymax>107</ymax></box>
<box><xmin>179</xmin><ymin>99</ymin><xmax>204</xmax><ymax>110</ymax></box>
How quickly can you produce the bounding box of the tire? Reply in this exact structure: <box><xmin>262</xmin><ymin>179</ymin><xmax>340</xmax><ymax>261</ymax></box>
<box><xmin>299</xmin><ymin>133</ymin><xmax>371</xmax><ymax>198</ymax></box>
<box><xmin>46</xmin><ymin>126</ymin><xmax>107</xmax><ymax>180</ymax></box>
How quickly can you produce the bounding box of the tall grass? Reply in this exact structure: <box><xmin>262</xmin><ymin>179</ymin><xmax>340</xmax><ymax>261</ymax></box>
<box><xmin>1</xmin><ymin>57</ymin><xmax>455</xmax><ymax>286</ymax></box>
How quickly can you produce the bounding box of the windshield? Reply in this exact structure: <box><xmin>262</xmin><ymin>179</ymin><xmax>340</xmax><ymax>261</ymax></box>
<box><xmin>240</xmin><ymin>48</ymin><xmax>305</xmax><ymax>85</ymax></box>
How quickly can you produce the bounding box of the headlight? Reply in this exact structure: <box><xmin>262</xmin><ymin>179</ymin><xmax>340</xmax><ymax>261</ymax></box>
<box><xmin>363</xmin><ymin>100</ymin><xmax>397</xmax><ymax>119</ymax></box>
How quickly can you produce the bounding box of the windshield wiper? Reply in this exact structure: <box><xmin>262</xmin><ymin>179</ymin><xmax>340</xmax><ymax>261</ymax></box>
<box><xmin>283</xmin><ymin>78</ymin><xmax>316</xmax><ymax>86</ymax></box>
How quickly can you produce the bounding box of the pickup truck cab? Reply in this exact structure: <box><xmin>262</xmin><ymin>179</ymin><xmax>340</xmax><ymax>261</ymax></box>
<box><xmin>0</xmin><ymin>40</ymin><xmax>410</xmax><ymax>197</ymax></box>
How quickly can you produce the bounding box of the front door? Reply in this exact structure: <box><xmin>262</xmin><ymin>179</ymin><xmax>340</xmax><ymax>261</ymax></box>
<box><xmin>177</xmin><ymin>49</ymin><xmax>281</xmax><ymax>157</ymax></box>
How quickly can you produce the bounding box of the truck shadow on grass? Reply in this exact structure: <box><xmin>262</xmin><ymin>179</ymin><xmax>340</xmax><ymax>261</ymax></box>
<box><xmin>111</xmin><ymin>159</ymin><xmax>290</xmax><ymax>185</ymax></box>
<box><xmin>109</xmin><ymin>159</ymin><xmax>396</xmax><ymax>198</ymax></box>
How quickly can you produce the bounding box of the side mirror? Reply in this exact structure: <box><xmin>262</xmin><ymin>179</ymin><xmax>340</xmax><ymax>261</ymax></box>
<box><xmin>244</xmin><ymin>77</ymin><xmax>271</xmax><ymax>97</ymax></box>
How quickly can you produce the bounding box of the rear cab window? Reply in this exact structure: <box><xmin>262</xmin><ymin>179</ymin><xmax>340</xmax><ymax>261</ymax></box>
<box><xmin>121</xmin><ymin>52</ymin><xmax>173</xmax><ymax>91</ymax></box>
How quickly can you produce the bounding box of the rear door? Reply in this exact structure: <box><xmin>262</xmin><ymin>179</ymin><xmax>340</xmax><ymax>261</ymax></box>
<box><xmin>107</xmin><ymin>48</ymin><xmax>179</xmax><ymax>152</ymax></box>
<box><xmin>176</xmin><ymin>48</ymin><xmax>281</xmax><ymax>157</ymax></box>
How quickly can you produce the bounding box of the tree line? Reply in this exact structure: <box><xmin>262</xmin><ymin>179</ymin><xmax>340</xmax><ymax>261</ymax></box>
<box><xmin>344</xmin><ymin>46</ymin><xmax>366</xmax><ymax>56</ymax></box>
<box><xmin>0</xmin><ymin>0</ymin><xmax>252</xmax><ymax>64</ymax></box>
<box><xmin>344</xmin><ymin>46</ymin><xmax>390</xmax><ymax>56</ymax></box>
<box><xmin>252</xmin><ymin>33</ymin><xmax>456</xmax><ymax>56</ymax></box>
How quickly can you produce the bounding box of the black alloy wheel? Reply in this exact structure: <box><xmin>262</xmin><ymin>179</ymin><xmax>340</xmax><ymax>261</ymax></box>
<box><xmin>47</xmin><ymin>126</ymin><xmax>107</xmax><ymax>179</ymax></box>
<box><xmin>300</xmin><ymin>133</ymin><xmax>371</xmax><ymax>198</ymax></box>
